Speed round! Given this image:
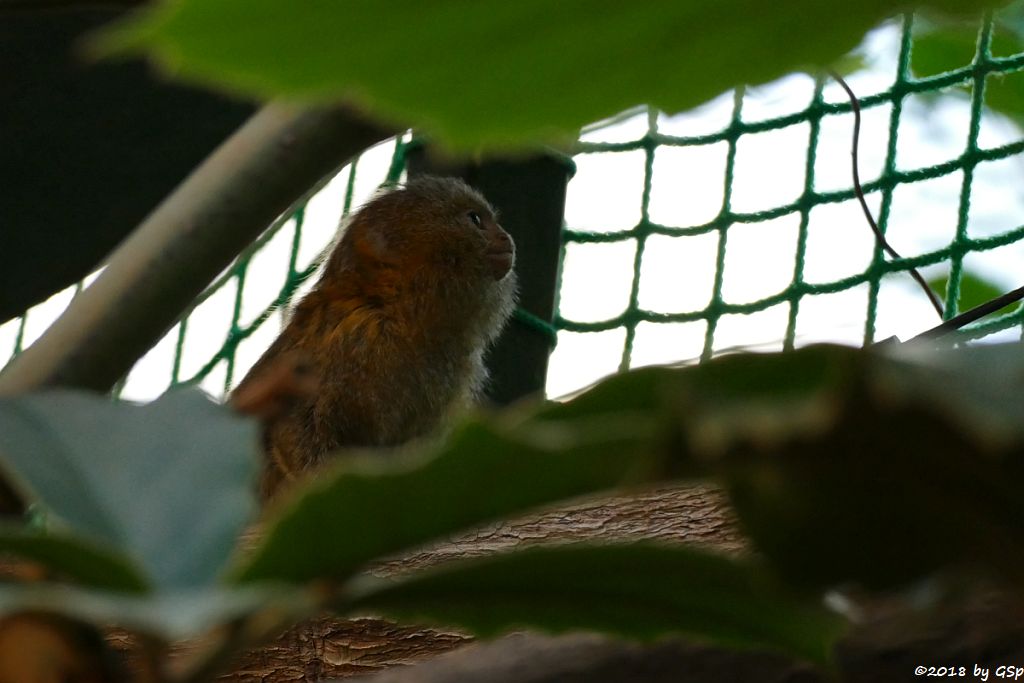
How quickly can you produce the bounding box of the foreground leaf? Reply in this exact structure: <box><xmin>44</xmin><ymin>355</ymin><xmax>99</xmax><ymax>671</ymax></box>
<box><xmin>93</xmin><ymin>0</ymin><xmax>1007</xmax><ymax>150</ymax></box>
<box><xmin>532</xmin><ymin>344</ymin><xmax>849</xmax><ymax>431</ymax></box>
<box><xmin>0</xmin><ymin>526</ymin><xmax>147</xmax><ymax>593</ymax></box>
<box><xmin>525</xmin><ymin>344</ymin><xmax>1024</xmax><ymax>589</ymax></box>
<box><xmin>346</xmin><ymin>544</ymin><xmax>846</xmax><ymax>665</ymax></box>
<box><xmin>242</xmin><ymin>342</ymin><xmax>1024</xmax><ymax>591</ymax></box>
<box><xmin>0</xmin><ymin>583</ymin><xmax>307</xmax><ymax>642</ymax></box>
<box><xmin>913</xmin><ymin>2</ymin><xmax>1024</xmax><ymax>125</ymax></box>
<box><xmin>233</xmin><ymin>415</ymin><xmax>676</xmax><ymax>584</ymax></box>
<box><xmin>704</xmin><ymin>344</ymin><xmax>1024</xmax><ymax>588</ymax></box>
<box><xmin>0</xmin><ymin>389</ymin><xmax>260</xmax><ymax>588</ymax></box>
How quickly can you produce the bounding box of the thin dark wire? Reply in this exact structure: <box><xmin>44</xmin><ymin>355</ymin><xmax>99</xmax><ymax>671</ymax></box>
<box><xmin>829</xmin><ymin>71</ymin><xmax>944</xmax><ymax>319</ymax></box>
<box><xmin>911</xmin><ymin>283</ymin><xmax>1024</xmax><ymax>341</ymax></box>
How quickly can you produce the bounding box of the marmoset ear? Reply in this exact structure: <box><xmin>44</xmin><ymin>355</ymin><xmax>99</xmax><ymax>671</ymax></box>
<box><xmin>350</xmin><ymin>222</ymin><xmax>391</xmax><ymax>263</ymax></box>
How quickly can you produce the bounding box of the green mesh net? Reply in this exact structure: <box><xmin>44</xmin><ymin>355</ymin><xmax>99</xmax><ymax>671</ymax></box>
<box><xmin>553</xmin><ymin>13</ymin><xmax>1024</xmax><ymax>389</ymax></box>
<box><xmin>3</xmin><ymin>12</ymin><xmax>1024</xmax><ymax>400</ymax></box>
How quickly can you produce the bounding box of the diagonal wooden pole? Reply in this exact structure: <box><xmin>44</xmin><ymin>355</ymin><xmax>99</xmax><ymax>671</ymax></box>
<box><xmin>0</xmin><ymin>103</ymin><xmax>396</xmax><ymax>395</ymax></box>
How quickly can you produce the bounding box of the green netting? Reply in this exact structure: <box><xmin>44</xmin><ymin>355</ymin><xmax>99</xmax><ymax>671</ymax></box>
<box><xmin>160</xmin><ymin>142</ymin><xmax>408</xmax><ymax>394</ymax></box>
<box><xmin>565</xmin><ymin>14</ymin><xmax>1024</xmax><ymax>372</ymax></box>
<box><xmin>4</xmin><ymin>12</ymin><xmax>1024</xmax><ymax>399</ymax></box>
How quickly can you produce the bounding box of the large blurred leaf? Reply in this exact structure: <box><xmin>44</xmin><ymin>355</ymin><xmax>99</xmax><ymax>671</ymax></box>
<box><xmin>703</xmin><ymin>345</ymin><xmax>1024</xmax><ymax>589</ymax></box>
<box><xmin>531</xmin><ymin>345</ymin><xmax>850</xmax><ymax>429</ymax></box>
<box><xmin>241</xmin><ymin>342</ymin><xmax>1024</xmax><ymax>591</ymax></box>
<box><xmin>525</xmin><ymin>344</ymin><xmax>1024</xmax><ymax>589</ymax></box>
<box><xmin>913</xmin><ymin>1</ymin><xmax>1024</xmax><ymax>124</ymax></box>
<box><xmin>233</xmin><ymin>415</ymin><xmax>679</xmax><ymax>584</ymax></box>
<box><xmin>0</xmin><ymin>390</ymin><xmax>260</xmax><ymax>589</ymax></box>
<box><xmin>912</xmin><ymin>20</ymin><xmax>985</xmax><ymax>77</ymax></box>
<box><xmin>0</xmin><ymin>583</ymin><xmax>307</xmax><ymax>642</ymax></box>
<box><xmin>0</xmin><ymin>527</ymin><xmax>147</xmax><ymax>593</ymax></box>
<box><xmin>346</xmin><ymin>543</ymin><xmax>846</xmax><ymax>665</ymax></box>
<box><xmin>93</xmin><ymin>0</ymin><xmax>1008</xmax><ymax>150</ymax></box>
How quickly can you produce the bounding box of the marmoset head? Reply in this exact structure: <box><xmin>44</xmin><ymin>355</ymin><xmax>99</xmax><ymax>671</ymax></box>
<box><xmin>326</xmin><ymin>176</ymin><xmax>516</xmax><ymax>287</ymax></box>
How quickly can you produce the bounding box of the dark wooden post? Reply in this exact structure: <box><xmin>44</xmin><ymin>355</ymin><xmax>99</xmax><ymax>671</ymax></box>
<box><xmin>406</xmin><ymin>146</ymin><xmax>573</xmax><ymax>405</ymax></box>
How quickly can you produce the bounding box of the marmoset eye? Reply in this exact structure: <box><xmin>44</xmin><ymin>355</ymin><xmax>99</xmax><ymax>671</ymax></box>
<box><xmin>467</xmin><ymin>211</ymin><xmax>483</xmax><ymax>228</ymax></box>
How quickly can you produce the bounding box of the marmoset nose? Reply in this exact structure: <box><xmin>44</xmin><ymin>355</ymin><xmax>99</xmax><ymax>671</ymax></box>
<box><xmin>486</xmin><ymin>228</ymin><xmax>515</xmax><ymax>280</ymax></box>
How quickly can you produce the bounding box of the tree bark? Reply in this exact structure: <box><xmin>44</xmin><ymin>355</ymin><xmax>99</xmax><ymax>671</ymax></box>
<box><xmin>198</xmin><ymin>482</ymin><xmax>1024</xmax><ymax>683</ymax></box>
<box><xmin>339</xmin><ymin>584</ymin><xmax>1024</xmax><ymax>683</ymax></box>
<box><xmin>215</xmin><ymin>483</ymin><xmax>742</xmax><ymax>681</ymax></box>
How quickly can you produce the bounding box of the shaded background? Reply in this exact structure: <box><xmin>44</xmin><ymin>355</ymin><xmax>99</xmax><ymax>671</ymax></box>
<box><xmin>0</xmin><ymin>8</ymin><xmax>254</xmax><ymax>322</ymax></box>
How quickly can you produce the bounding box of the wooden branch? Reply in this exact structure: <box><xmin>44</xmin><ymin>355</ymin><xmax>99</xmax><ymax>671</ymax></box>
<box><xmin>344</xmin><ymin>585</ymin><xmax>1024</xmax><ymax>683</ymax></box>
<box><xmin>348</xmin><ymin>632</ymin><xmax>818</xmax><ymax>683</ymax></box>
<box><xmin>205</xmin><ymin>484</ymin><xmax>743</xmax><ymax>681</ymax></box>
<box><xmin>0</xmin><ymin>103</ymin><xmax>397</xmax><ymax>395</ymax></box>
<box><xmin>188</xmin><ymin>485</ymin><xmax>1024</xmax><ymax>683</ymax></box>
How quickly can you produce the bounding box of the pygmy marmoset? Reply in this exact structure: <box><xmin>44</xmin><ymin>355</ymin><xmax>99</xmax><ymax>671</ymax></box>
<box><xmin>234</xmin><ymin>176</ymin><xmax>518</xmax><ymax>498</ymax></box>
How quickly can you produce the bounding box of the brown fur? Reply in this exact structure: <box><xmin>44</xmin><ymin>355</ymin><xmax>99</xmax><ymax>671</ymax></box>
<box><xmin>234</xmin><ymin>177</ymin><xmax>518</xmax><ymax>499</ymax></box>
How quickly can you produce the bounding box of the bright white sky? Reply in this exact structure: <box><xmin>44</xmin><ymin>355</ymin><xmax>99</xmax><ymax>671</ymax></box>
<box><xmin>3</xmin><ymin>22</ymin><xmax>1024</xmax><ymax>402</ymax></box>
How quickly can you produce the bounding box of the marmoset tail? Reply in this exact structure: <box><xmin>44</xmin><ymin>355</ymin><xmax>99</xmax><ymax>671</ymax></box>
<box><xmin>233</xmin><ymin>176</ymin><xmax>518</xmax><ymax>499</ymax></box>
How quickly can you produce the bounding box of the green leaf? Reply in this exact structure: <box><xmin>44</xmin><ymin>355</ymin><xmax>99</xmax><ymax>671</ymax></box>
<box><xmin>346</xmin><ymin>543</ymin><xmax>846</xmax><ymax>665</ymax></box>
<box><xmin>712</xmin><ymin>344</ymin><xmax>1024</xmax><ymax>589</ymax></box>
<box><xmin>537</xmin><ymin>344</ymin><xmax>1024</xmax><ymax>589</ymax></box>
<box><xmin>241</xmin><ymin>342</ymin><xmax>1024</xmax><ymax>593</ymax></box>
<box><xmin>0</xmin><ymin>526</ymin><xmax>147</xmax><ymax>593</ymax></box>
<box><xmin>928</xmin><ymin>271</ymin><xmax>1020</xmax><ymax>317</ymax></box>
<box><xmin>526</xmin><ymin>344</ymin><xmax>1024</xmax><ymax>589</ymax></box>
<box><xmin>0</xmin><ymin>583</ymin><xmax>309</xmax><ymax>642</ymax></box>
<box><xmin>911</xmin><ymin>21</ymin><xmax>980</xmax><ymax>77</ymax></box>
<box><xmin>0</xmin><ymin>389</ymin><xmax>260</xmax><ymax>589</ymax></box>
<box><xmin>913</xmin><ymin>2</ymin><xmax>1024</xmax><ymax>124</ymax></box>
<box><xmin>533</xmin><ymin>345</ymin><xmax>851</xmax><ymax>426</ymax></box>
<box><xmin>90</xmin><ymin>0</ymin><xmax>1008</xmax><ymax>150</ymax></box>
<box><xmin>233</xmin><ymin>415</ymin><xmax>676</xmax><ymax>585</ymax></box>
